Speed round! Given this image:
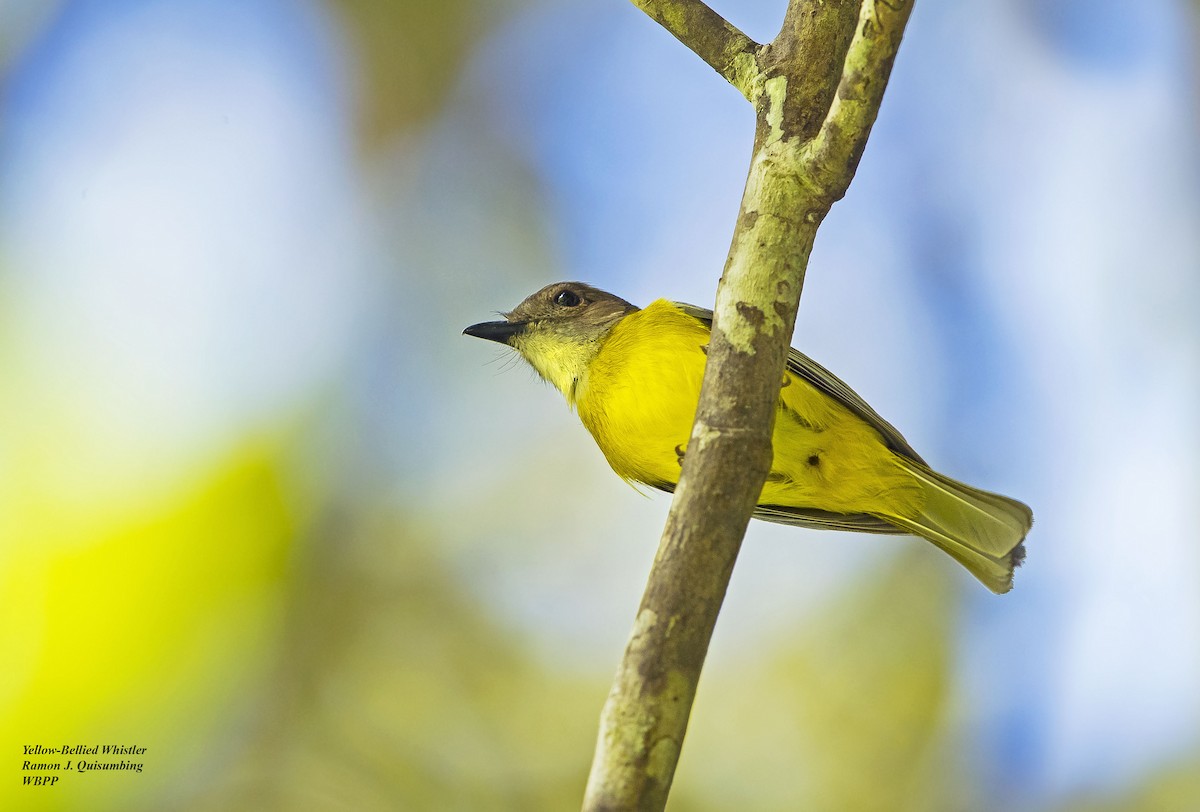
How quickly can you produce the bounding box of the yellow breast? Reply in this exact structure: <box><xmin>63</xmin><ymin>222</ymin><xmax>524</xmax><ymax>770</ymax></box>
<box><xmin>575</xmin><ymin>299</ymin><xmax>920</xmax><ymax>517</ymax></box>
<box><xmin>575</xmin><ymin>301</ymin><xmax>708</xmax><ymax>488</ymax></box>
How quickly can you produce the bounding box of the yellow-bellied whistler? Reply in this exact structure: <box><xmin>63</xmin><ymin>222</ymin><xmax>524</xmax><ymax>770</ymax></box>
<box><xmin>464</xmin><ymin>282</ymin><xmax>1032</xmax><ymax>594</ymax></box>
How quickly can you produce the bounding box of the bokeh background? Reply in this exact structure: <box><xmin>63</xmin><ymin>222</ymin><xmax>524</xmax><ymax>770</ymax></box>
<box><xmin>2</xmin><ymin>0</ymin><xmax>1198</xmax><ymax>810</ymax></box>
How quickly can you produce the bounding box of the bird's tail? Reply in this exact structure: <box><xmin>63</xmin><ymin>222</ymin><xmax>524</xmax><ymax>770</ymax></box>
<box><xmin>884</xmin><ymin>458</ymin><xmax>1032</xmax><ymax>594</ymax></box>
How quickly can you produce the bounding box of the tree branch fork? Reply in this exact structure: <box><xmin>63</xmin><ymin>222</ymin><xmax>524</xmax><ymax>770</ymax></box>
<box><xmin>583</xmin><ymin>2</ymin><xmax>914</xmax><ymax>810</ymax></box>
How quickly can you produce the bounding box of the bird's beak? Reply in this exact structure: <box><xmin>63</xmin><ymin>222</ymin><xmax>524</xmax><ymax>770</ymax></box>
<box><xmin>463</xmin><ymin>319</ymin><xmax>526</xmax><ymax>345</ymax></box>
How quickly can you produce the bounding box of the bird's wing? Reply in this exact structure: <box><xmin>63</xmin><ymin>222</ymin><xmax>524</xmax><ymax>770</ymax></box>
<box><xmin>672</xmin><ymin>301</ymin><xmax>927</xmax><ymax>465</ymax></box>
<box><xmin>752</xmin><ymin>505</ymin><xmax>907</xmax><ymax>534</ymax></box>
<box><xmin>651</xmin><ymin>479</ymin><xmax>907</xmax><ymax>534</ymax></box>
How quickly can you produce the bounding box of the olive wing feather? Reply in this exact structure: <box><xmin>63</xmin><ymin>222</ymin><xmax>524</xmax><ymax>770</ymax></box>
<box><xmin>672</xmin><ymin>301</ymin><xmax>926</xmax><ymax>464</ymax></box>
<box><xmin>671</xmin><ymin>301</ymin><xmax>924</xmax><ymax>535</ymax></box>
<box><xmin>651</xmin><ymin>480</ymin><xmax>904</xmax><ymax>534</ymax></box>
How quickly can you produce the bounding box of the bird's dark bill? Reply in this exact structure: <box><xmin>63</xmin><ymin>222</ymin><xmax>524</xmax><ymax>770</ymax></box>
<box><xmin>463</xmin><ymin>320</ymin><xmax>525</xmax><ymax>344</ymax></box>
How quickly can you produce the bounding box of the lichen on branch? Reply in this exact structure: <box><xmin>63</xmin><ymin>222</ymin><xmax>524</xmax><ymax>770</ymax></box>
<box><xmin>628</xmin><ymin>0</ymin><xmax>763</xmax><ymax>97</ymax></box>
<box><xmin>582</xmin><ymin>3</ymin><xmax>915</xmax><ymax>811</ymax></box>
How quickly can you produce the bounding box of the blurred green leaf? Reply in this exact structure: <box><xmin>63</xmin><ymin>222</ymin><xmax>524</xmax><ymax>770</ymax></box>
<box><xmin>186</xmin><ymin>507</ymin><xmax>607</xmax><ymax>811</ymax></box>
<box><xmin>672</xmin><ymin>550</ymin><xmax>969</xmax><ymax>812</ymax></box>
<box><xmin>327</xmin><ymin>0</ymin><xmax>486</xmax><ymax>149</ymax></box>
<box><xmin>1060</xmin><ymin>753</ymin><xmax>1200</xmax><ymax>812</ymax></box>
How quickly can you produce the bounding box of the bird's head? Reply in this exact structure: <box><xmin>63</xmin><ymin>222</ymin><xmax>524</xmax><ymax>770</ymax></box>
<box><xmin>463</xmin><ymin>282</ymin><xmax>637</xmax><ymax>400</ymax></box>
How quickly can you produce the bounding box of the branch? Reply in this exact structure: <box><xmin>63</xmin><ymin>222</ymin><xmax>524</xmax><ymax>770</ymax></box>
<box><xmin>802</xmin><ymin>0</ymin><xmax>915</xmax><ymax>199</ymax></box>
<box><xmin>629</xmin><ymin>0</ymin><xmax>762</xmax><ymax>98</ymax></box>
<box><xmin>583</xmin><ymin>2</ymin><xmax>915</xmax><ymax>810</ymax></box>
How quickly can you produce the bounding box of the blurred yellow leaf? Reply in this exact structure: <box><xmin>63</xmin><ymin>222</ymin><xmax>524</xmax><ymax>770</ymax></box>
<box><xmin>1</xmin><ymin>444</ymin><xmax>295</xmax><ymax>812</ymax></box>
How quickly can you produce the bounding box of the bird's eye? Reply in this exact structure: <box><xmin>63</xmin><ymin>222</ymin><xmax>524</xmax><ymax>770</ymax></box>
<box><xmin>554</xmin><ymin>289</ymin><xmax>581</xmax><ymax>307</ymax></box>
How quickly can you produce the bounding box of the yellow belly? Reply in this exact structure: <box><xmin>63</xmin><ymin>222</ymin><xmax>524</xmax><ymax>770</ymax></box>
<box><xmin>575</xmin><ymin>300</ymin><xmax>921</xmax><ymax>518</ymax></box>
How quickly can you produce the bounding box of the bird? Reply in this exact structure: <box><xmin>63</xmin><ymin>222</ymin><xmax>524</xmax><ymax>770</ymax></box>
<box><xmin>464</xmin><ymin>281</ymin><xmax>1032</xmax><ymax>593</ymax></box>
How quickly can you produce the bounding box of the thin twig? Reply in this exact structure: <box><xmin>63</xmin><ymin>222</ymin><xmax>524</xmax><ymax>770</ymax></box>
<box><xmin>802</xmin><ymin>0</ymin><xmax>915</xmax><ymax>198</ymax></box>
<box><xmin>629</xmin><ymin>0</ymin><xmax>762</xmax><ymax>98</ymax></box>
